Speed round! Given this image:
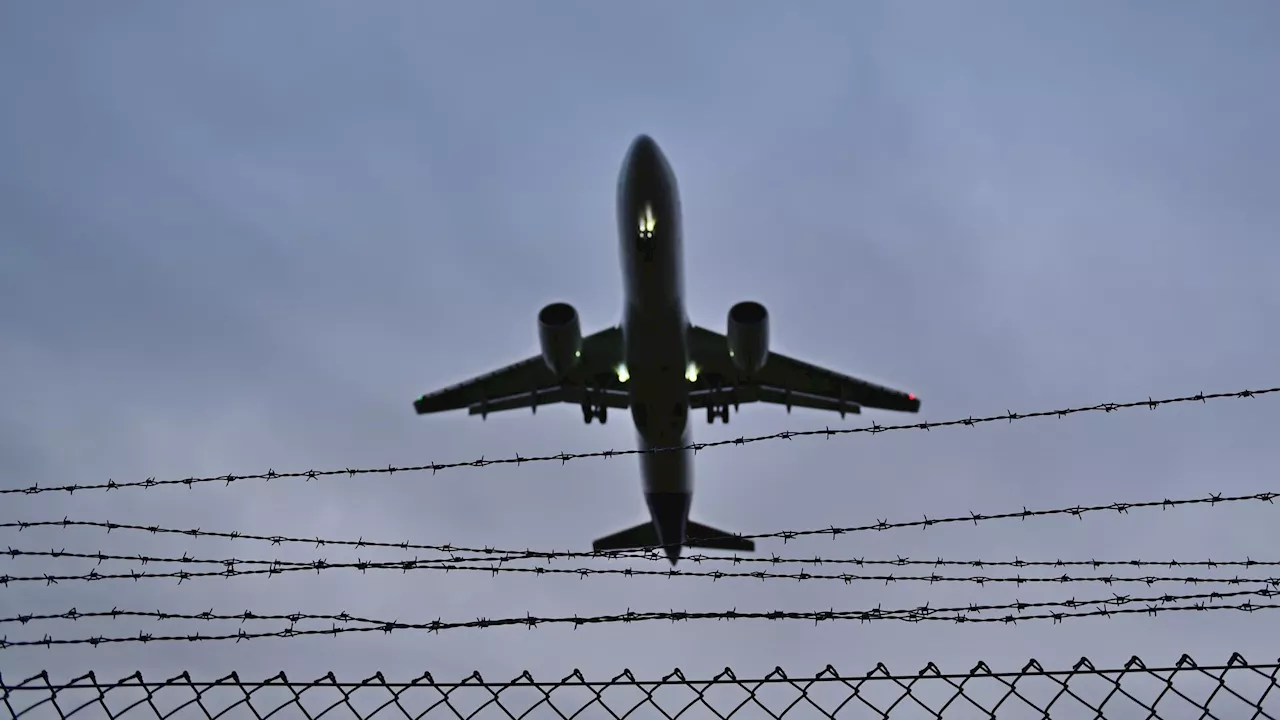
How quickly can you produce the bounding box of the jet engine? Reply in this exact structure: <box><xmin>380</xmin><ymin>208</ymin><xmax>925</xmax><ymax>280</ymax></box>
<box><xmin>538</xmin><ymin>302</ymin><xmax>583</xmax><ymax>377</ymax></box>
<box><xmin>726</xmin><ymin>301</ymin><xmax>769</xmax><ymax>374</ymax></box>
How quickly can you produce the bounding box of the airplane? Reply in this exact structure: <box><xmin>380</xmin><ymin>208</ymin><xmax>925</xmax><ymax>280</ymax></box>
<box><xmin>412</xmin><ymin>134</ymin><xmax>921</xmax><ymax>566</ymax></box>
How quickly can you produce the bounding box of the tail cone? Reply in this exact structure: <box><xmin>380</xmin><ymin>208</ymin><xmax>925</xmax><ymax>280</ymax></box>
<box><xmin>665</xmin><ymin>544</ymin><xmax>681</xmax><ymax>566</ymax></box>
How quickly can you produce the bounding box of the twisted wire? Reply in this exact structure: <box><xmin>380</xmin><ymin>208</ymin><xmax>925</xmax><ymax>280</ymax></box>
<box><xmin>5</xmin><ymin>548</ymin><xmax>1280</xmax><ymax>589</ymax></box>
<box><xmin>3</xmin><ymin>387</ymin><xmax>1273</xmax><ymax>497</ymax></box>
<box><xmin>2</xmin><ymin>588</ymin><xmax>1277</xmax><ymax>649</ymax></box>
<box><xmin>7</xmin><ymin>487</ymin><xmax>1276</xmax><ymax>561</ymax></box>
<box><xmin>10</xmin><ymin>545</ymin><xmax>1280</xmax><ymax>569</ymax></box>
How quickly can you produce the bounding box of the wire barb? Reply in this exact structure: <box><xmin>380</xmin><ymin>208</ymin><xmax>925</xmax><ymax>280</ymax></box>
<box><xmin>7</xmin><ymin>489</ymin><xmax>1277</xmax><ymax>561</ymax></box>
<box><xmin>1</xmin><ymin>588</ymin><xmax>1278</xmax><ymax>648</ymax></box>
<box><xmin>5</xmin><ymin>547</ymin><xmax>1280</xmax><ymax>588</ymax></box>
<box><xmin>3</xmin><ymin>386</ymin><xmax>1274</xmax><ymax>497</ymax></box>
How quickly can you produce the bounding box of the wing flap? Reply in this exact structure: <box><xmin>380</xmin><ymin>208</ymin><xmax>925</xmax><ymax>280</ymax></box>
<box><xmin>414</xmin><ymin>356</ymin><xmax>551</xmax><ymax>415</ymax></box>
<box><xmin>687</xmin><ymin>324</ymin><xmax>919</xmax><ymax>415</ymax></box>
<box><xmin>764</xmin><ymin>352</ymin><xmax>920</xmax><ymax>413</ymax></box>
<box><xmin>465</xmin><ymin>386</ymin><xmax>568</xmax><ymax>416</ymax></box>
<box><xmin>413</xmin><ymin>326</ymin><xmax>625</xmax><ymax>417</ymax></box>
<box><xmin>689</xmin><ymin>385</ymin><xmax>862</xmax><ymax>415</ymax></box>
<box><xmin>466</xmin><ymin>386</ymin><xmax>630</xmax><ymax>416</ymax></box>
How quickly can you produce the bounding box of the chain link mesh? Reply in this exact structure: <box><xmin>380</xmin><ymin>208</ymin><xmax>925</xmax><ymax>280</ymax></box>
<box><xmin>3</xmin><ymin>655</ymin><xmax>1277</xmax><ymax>719</ymax></box>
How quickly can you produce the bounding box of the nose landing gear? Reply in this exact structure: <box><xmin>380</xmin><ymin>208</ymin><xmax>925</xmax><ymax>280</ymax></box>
<box><xmin>706</xmin><ymin>403</ymin><xmax>730</xmax><ymax>424</ymax></box>
<box><xmin>582</xmin><ymin>390</ymin><xmax>608</xmax><ymax>424</ymax></box>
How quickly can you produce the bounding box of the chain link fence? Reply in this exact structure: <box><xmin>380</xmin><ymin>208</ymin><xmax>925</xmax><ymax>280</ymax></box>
<box><xmin>4</xmin><ymin>655</ymin><xmax>1277</xmax><ymax>719</ymax></box>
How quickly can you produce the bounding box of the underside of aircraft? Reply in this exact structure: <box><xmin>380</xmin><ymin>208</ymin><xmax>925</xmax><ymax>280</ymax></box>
<box><xmin>412</xmin><ymin>302</ymin><xmax>919</xmax><ymax>424</ymax></box>
<box><xmin>412</xmin><ymin>134</ymin><xmax>921</xmax><ymax>565</ymax></box>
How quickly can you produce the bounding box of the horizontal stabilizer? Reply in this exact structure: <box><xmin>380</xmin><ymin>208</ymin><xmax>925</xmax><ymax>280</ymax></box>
<box><xmin>592</xmin><ymin>522</ymin><xmax>659</xmax><ymax>552</ymax></box>
<box><xmin>685</xmin><ymin>520</ymin><xmax>755</xmax><ymax>552</ymax></box>
<box><xmin>592</xmin><ymin>520</ymin><xmax>756</xmax><ymax>554</ymax></box>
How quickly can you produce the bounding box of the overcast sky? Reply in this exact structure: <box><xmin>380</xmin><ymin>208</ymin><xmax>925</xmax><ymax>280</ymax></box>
<box><xmin>3</xmin><ymin>1</ymin><xmax>1280</xmax><ymax>714</ymax></box>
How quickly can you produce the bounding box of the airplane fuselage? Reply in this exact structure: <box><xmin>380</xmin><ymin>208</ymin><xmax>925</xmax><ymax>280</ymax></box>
<box><xmin>615</xmin><ymin>135</ymin><xmax>695</xmax><ymax>565</ymax></box>
<box><xmin>413</xmin><ymin>134</ymin><xmax>919</xmax><ymax>564</ymax></box>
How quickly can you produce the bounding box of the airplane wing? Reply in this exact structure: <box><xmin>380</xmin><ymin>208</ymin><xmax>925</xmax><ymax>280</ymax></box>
<box><xmin>414</xmin><ymin>326</ymin><xmax>627</xmax><ymax>418</ymax></box>
<box><xmin>686</xmin><ymin>325</ymin><xmax>920</xmax><ymax>416</ymax></box>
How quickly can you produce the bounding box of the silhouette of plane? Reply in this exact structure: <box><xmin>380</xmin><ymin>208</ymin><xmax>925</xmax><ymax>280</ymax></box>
<box><xmin>413</xmin><ymin>135</ymin><xmax>922</xmax><ymax>565</ymax></box>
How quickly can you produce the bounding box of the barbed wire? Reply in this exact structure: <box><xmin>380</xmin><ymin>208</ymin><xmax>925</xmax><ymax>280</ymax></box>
<box><xmin>6</xmin><ymin>547</ymin><xmax>1280</xmax><ymax>589</ymax></box>
<box><xmin>3</xmin><ymin>654</ymin><xmax>1276</xmax><ymax>719</ymax></box>
<box><xmin>7</xmin><ymin>487</ymin><xmax>1277</xmax><ymax>561</ymax></box>
<box><xmin>3</xmin><ymin>386</ymin><xmax>1273</xmax><ymax>498</ymax></box>
<box><xmin>8</xmin><ymin>545</ymin><xmax>1280</xmax><ymax>571</ymax></box>
<box><xmin>2</xmin><ymin>588</ymin><xmax>1277</xmax><ymax>649</ymax></box>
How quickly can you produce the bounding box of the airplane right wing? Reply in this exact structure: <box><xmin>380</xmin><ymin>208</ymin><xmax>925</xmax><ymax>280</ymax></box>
<box><xmin>687</xmin><ymin>325</ymin><xmax>920</xmax><ymax>417</ymax></box>
<box><xmin>413</xmin><ymin>326</ymin><xmax>627</xmax><ymax>418</ymax></box>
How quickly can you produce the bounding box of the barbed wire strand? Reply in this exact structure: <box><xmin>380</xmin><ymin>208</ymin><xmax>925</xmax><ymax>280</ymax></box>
<box><xmin>2</xmin><ymin>654</ymin><xmax>1277</xmax><ymax>719</ymax></box>
<box><xmin>2</xmin><ymin>588</ymin><xmax>1277</xmax><ymax>649</ymax></box>
<box><xmin>7</xmin><ymin>487</ymin><xmax>1277</xmax><ymax>561</ymax></box>
<box><xmin>9</xmin><ymin>545</ymin><xmax>1280</xmax><ymax>571</ymax></box>
<box><xmin>3</xmin><ymin>587</ymin><xmax>1273</xmax><ymax>628</ymax></box>
<box><xmin>5</xmin><ymin>548</ymin><xmax>1280</xmax><ymax>589</ymax></box>
<box><xmin>4</xmin><ymin>387</ymin><xmax>1274</xmax><ymax>498</ymax></box>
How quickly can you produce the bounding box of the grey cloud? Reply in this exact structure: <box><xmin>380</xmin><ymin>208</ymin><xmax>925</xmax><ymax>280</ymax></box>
<box><xmin>2</xmin><ymin>0</ymin><xmax>1278</xmax><ymax>693</ymax></box>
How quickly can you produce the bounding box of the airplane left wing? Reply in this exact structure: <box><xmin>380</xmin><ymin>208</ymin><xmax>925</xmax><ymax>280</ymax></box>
<box><xmin>687</xmin><ymin>325</ymin><xmax>920</xmax><ymax>417</ymax></box>
<box><xmin>414</xmin><ymin>326</ymin><xmax>627</xmax><ymax>418</ymax></box>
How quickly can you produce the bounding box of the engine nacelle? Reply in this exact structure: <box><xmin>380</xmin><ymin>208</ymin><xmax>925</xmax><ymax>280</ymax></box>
<box><xmin>538</xmin><ymin>302</ymin><xmax>583</xmax><ymax>377</ymax></box>
<box><xmin>727</xmin><ymin>301</ymin><xmax>769</xmax><ymax>374</ymax></box>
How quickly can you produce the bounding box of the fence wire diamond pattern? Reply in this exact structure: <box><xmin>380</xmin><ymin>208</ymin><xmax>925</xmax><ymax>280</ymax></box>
<box><xmin>3</xmin><ymin>655</ymin><xmax>1277</xmax><ymax>719</ymax></box>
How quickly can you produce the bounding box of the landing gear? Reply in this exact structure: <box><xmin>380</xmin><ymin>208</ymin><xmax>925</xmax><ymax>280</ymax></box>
<box><xmin>706</xmin><ymin>381</ymin><xmax>732</xmax><ymax>424</ymax></box>
<box><xmin>706</xmin><ymin>403</ymin><xmax>730</xmax><ymax>424</ymax></box>
<box><xmin>582</xmin><ymin>401</ymin><xmax>607</xmax><ymax>424</ymax></box>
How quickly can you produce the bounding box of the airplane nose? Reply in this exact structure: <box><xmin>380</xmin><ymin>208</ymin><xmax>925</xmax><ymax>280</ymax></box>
<box><xmin>629</xmin><ymin>134</ymin><xmax>659</xmax><ymax>158</ymax></box>
<box><xmin>625</xmin><ymin>134</ymin><xmax>664</xmax><ymax>176</ymax></box>
<box><xmin>665</xmin><ymin>545</ymin><xmax>681</xmax><ymax>566</ymax></box>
